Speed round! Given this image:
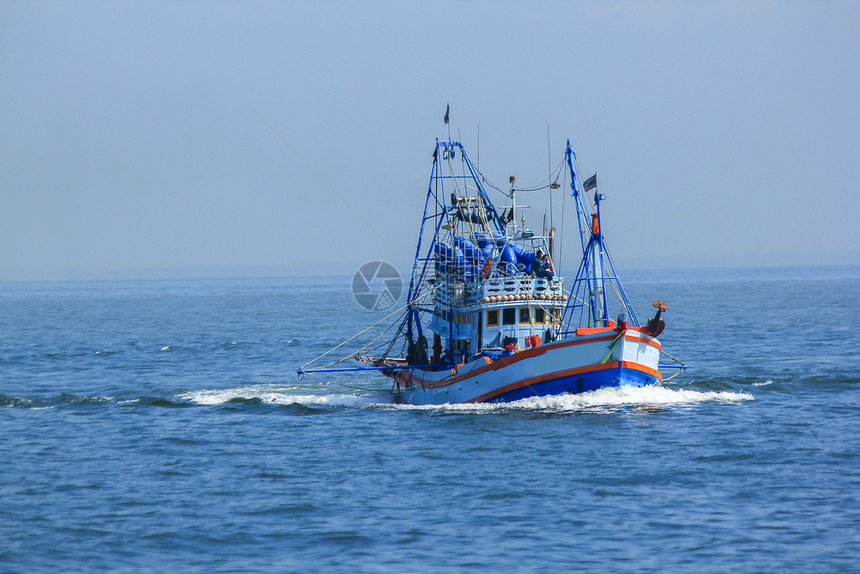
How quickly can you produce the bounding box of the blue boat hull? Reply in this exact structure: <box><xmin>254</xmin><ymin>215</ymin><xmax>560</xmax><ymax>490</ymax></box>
<box><xmin>488</xmin><ymin>364</ymin><xmax>658</xmax><ymax>403</ymax></box>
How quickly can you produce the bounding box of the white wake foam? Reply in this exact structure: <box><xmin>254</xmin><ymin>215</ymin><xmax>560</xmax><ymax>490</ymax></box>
<box><xmin>178</xmin><ymin>384</ymin><xmax>378</xmax><ymax>408</ymax></box>
<box><xmin>179</xmin><ymin>384</ymin><xmax>753</xmax><ymax>413</ymax></box>
<box><xmin>751</xmin><ymin>380</ymin><xmax>774</xmax><ymax>387</ymax></box>
<box><xmin>512</xmin><ymin>385</ymin><xmax>753</xmax><ymax>410</ymax></box>
<box><xmin>390</xmin><ymin>385</ymin><xmax>753</xmax><ymax>413</ymax></box>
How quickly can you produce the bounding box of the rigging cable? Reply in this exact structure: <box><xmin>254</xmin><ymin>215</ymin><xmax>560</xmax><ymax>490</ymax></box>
<box><xmin>298</xmin><ymin>282</ymin><xmax>440</xmax><ymax>371</ymax></box>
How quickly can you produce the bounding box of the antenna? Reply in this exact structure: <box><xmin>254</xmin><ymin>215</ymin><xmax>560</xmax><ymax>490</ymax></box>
<box><xmin>547</xmin><ymin>124</ymin><xmax>553</xmax><ymax>232</ymax></box>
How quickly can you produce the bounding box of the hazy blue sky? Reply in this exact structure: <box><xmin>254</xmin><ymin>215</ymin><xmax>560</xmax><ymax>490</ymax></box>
<box><xmin>2</xmin><ymin>1</ymin><xmax>858</xmax><ymax>280</ymax></box>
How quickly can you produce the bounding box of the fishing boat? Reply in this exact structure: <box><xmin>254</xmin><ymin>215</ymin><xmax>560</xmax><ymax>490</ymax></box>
<box><xmin>299</xmin><ymin>127</ymin><xmax>682</xmax><ymax>404</ymax></box>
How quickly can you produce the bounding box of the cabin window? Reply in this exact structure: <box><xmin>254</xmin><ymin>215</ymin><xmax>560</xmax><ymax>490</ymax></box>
<box><xmin>549</xmin><ymin>308</ymin><xmax>561</xmax><ymax>324</ymax></box>
<box><xmin>519</xmin><ymin>308</ymin><xmax>530</xmax><ymax>324</ymax></box>
<box><xmin>502</xmin><ymin>308</ymin><xmax>516</xmax><ymax>325</ymax></box>
<box><xmin>487</xmin><ymin>309</ymin><xmax>499</xmax><ymax>327</ymax></box>
<box><xmin>535</xmin><ymin>308</ymin><xmax>546</xmax><ymax>324</ymax></box>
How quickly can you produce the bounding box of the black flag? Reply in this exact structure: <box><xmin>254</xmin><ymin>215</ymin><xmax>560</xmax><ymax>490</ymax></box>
<box><xmin>583</xmin><ymin>173</ymin><xmax>597</xmax><ymax>191</ymax></box>
<box><xmin>443</xmin><ymin>103</ymin><xmax>450</xmax><ymax>125</ymax></box>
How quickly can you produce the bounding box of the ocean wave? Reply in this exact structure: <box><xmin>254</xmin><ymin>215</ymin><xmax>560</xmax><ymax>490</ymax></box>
<box><xmin>0</xmin><ymin>393</ymin><xmax>117</xmax><ymax>409</ymax></box>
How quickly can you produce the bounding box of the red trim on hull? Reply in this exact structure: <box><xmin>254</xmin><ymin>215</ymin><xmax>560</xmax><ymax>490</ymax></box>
<box><xmin>387</xmin><ymin>331</ymin><xmax>661</xmax><ymax>390</ymax></box>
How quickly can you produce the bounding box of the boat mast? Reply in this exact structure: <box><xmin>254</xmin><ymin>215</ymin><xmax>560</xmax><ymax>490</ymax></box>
<box><xmin>560</xmin><ymin>143</ymin><xmax>641</xmax><ymax>333</ymax></box>
<box><xmin>404</xmin><ymin>138</ymin><xmax>504</xmax><ymax>355</ymax></box>
<box><xmin>509</xmin><ymin>176</ymin><xmax>516</xmax><ymax>236</ymax></box>
<box><xmin>405</xmin><ymin>140</ymin><xmax>446</xmax><ymax>347</ymax></box>
<box><xmin>563</xmin><ymin>142</ymin><xmax>609</xmax><ymax>327</ymax></box>
<box><xmin>591</xmin><ymin>192</ymin><xmax>608</xmax><ymax>325</ymax></box>
<box><xmin>565</xmin><ymin>141</ymin><xmax>589</xmax><ymax>254</ymax></box>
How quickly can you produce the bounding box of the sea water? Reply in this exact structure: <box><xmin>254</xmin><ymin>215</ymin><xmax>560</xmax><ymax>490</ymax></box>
<box><xmin>1</xmin><ymin>267</ymin><xmax>858</xmax><ymax>572</ymax></box>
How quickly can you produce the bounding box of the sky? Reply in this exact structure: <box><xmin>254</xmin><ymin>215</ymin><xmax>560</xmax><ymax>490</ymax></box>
<box><xmin>1</xmin><ymin>0</ymin><xmax>858</xmax><ymax>280</ymax></box>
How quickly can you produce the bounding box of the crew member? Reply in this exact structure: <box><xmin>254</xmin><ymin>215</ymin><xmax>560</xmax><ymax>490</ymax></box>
<box><xmin>531</xmin><ymin>250</ymin><xmax>554</xmax><ymax>280</ymax></box>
